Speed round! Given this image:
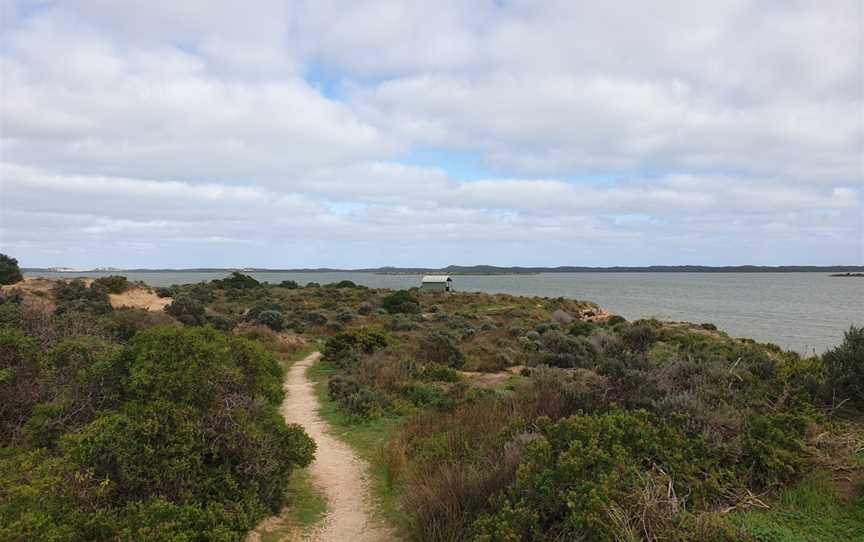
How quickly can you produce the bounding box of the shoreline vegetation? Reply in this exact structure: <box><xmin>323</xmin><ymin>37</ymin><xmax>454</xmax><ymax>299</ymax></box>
<box><xmin>22</xmin><ymin>264</ymin><xmax>864</xmax><ymax>276</ymax></box>
<box><xmin>1</xmin><ymin>256</ymin><xmax>862</xmax><ymax>541</ymax></box>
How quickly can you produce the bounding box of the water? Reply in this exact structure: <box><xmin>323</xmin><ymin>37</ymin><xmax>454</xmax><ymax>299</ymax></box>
<box><xmin>25</xmin><ymin>271</ymin><xmax>863</xmax><ymax>354</ymax></box>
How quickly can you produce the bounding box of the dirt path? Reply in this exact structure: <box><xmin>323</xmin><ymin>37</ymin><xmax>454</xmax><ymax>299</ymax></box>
<box><xmin>255</xmin><ymin>352</ymin><xmax>393</xmax><ymax>542</ymax></box>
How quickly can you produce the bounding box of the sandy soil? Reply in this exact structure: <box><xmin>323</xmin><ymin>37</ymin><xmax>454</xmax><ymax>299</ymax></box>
<box><xmin>250</xmin><ymin>352</ymin><xmax>394</xmax><ymax>542</ymax></box>
<box><xmin>108</xmin><ymin>287</ymin><xmax>171</xmax><ymax>311</ymax></box>
<box><xmin>1</xmin><ymin>277</ymin><xmax>171</xmax><ymax>313</ymax></box>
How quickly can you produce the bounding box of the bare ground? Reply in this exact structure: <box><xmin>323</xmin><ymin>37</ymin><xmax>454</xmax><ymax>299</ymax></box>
<box><xmin>249</xmin><ymin>352</ymin><xmax>394</xmax><ymax>542</ymax></box>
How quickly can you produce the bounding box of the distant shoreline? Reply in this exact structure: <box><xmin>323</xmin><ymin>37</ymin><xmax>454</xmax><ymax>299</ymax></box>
<box><xmin>23</xmin><ymin>265</ymin><xmax>864</xmax><ymax>275</ymax></box>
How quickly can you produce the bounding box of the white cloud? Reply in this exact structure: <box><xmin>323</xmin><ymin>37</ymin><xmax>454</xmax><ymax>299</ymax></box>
<box><xmin>0</xmin><ymin>0</ymin><xmax>861</xmax><ymax>267</ymax></box>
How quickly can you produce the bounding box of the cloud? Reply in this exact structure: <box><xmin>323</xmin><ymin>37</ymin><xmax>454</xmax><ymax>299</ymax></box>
<box><xmin>0</xmin><ymin>0</ymin><xmax>861</xmax><ymax>267</ymax></box>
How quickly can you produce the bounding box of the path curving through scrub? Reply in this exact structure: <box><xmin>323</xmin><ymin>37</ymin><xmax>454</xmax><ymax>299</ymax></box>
<box><xmin>267</xmin><ymin>351</ymin><xmax>393</xmax><ymax>542</ymax></box>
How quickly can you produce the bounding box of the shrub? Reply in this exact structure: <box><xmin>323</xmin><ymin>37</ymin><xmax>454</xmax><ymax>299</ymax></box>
<box><xmin>52</xmin><ymin>280</ymin><xmax>112</xmax><ymax>316</ymax></box>
<box><xmin>0</xmin><ymin>328</ymin><xmax>41</xmax><ymax>443</ymax></box>
<box><xmin>255</xmin><ymin>310</ymin><xmax>285</xmax><ymax>332</ymax></box>
<box><xmin>101</xmin><ymin>308</ymin><xmax>171</xmax><ymax>341</ymax></box>
<box><xmin>382</xmin><ymin>290</ymin><xmax>421</xmax><ymax>314</ymax></box>
<box><xmin>154</xmin><ymin>287</ymin><xmax>173</xmax><ymax>298</ymax></box>
<box><xmin>606</xmin><ymin>315</ymin><xmax>627</xmax><ymax>326</ymax></box>
<box><xmin>93</xmin><ymin>275</ymin><xmax>131</xmax><ymax>294</ymax></box>
<box><xmin>246</xmin><ymin>302</ymin><xmax>285</xmax><ymax>321</ymax></box>
<box><xmin>538</xmin><ymin>331</ymin><xmax>597</xmax><ymax>368</ymax></box>
<box><xmin>568</xmin><ymin>320</ymin><xmax>594</xmax><ymax>337</ymax></box>
<box><xmin>304</xmin><ymin>310</ymin><xmax>328</xmax><ymax>326</ymax></box>
<box><xmin>164</xmin><ymin>295</ymin><xmax>206</xmax><ymax>326</ymax></box>
<box><xmin>822</xmin><ymin>326</ymin><xmax>864</xmax><ymax>406</ymax></box>
<box><xmin>322</xmin><ymin>329</ymin><xmax>389</xmax><ymax>367</ymax></box>
<box><xmin>419</xmin><ymin>363</ymin><xmax>463</xmax><ymax>382</ymax></box>
<box><xmin>418</xmin><ymin>331</ymin><xmax>465</xmax><ymax>368</ymax></box>
<box><xmin>472</xmin><ymin>410</ymin><xmax>722</xmax><ymax>541</ymax></box>
<box><xmin>305</xmin><ymin>282</ymin><xmax>320</xmax><ymax>288</ymax></box>
<box><xmin>0</xmin><ymin>253</ymin><xmax>23</xmax><ymax>285</ymax></box>
<box><xmin>358</xmin><ymin>302</ymin><xmax>374</xmax><ymax>315</ymax></box>
<box><xmin>742</xmin><ymin>413</ymin><xmax>809</xmax><ymax>488</ymax></box>
<box><xmin>279</xmin><ymin>280</ymin><xmax>300</xmax><ymax>289</ymax></box>
<box><xmin>213</xmin><ymin>271</ymin><xmax>260</xmax><ymax>289</ymax></box>
<box><xmin>335</xmin><ymin>309</ymin><xmax>355</xmax><ymax>323</ymax></box>
<box><xmin>328</xmin><ymin>280</ymin><xmax>358</xmax><ymax>289</ymax></box>
<box><xmin>620</xmin><ymin>323</ymin><xmax>659</xmax><ymax>353</ymax></box>
<box><xmin>205</xmin><ymin>313</ymin><xmax>236</xmax><ymax>331</ymax></box>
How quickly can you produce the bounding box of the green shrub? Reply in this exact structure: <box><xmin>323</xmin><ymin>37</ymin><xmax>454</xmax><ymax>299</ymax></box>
<box><xmin>213</xmin><ymin>271</ymin><xmax>261</xmax><ymax>289</ymax></box>
<box><xmin>538</xmin><ymin>331</ymin><xmax>597</xmax><ymax>368</ymax></box>
<box><xmin>53</xmin><ymin>280</ymin><xmax>112</xmax><ymax>316</ymax></box>
<box><xmin>205</xmin><ymin>313</ymin><xmax>236</xmax><ymax>331</ymax></box>
<box><xmin>305</xmin><ymin>310</ymin><xmax>328</xmax><ymax>326</ymax></box>
<box><xmin>335</xmin><ymin>309</ymin><xmax>355</xmax><ymax>323</ymax></box>
<box><xmin>93</xmin><ymin>275</ymin><xmax>131</xmax><ymax>294</ymax></box>
<box><xmin>279</xmin><ymin>280</ymin><xmax>300</xmax><ymax>289</ymax></box>
<box><xmin>246</xmin><ymin>301</ymin><xmax>286</xmax><ymax>321</ymax></box>
<box><xmin>164</xmin><ymin>295</ymin><xmax>206</xmax><ymax>326</ymax></box>
<box><xmin>154</xmin><ymin>286</ymin><xmax>173</xmax><ymax>298</ymax></box>
<box><xmin>568</xmin><ymin>321</ymin><xmax>594</xmax><ymax>337</ymax></box>
<box><xmin>255</xmin><ymin>310</ymin><xmax>285</xmax><ymax>332</ymax></box>
<box><xmin>418</xmin><ymin>331</ymin><xmax>465</xmax><ymax>368</ymax></box>
<box><xmin>472</xmin><ymin>410</ymin><xmax>723</xmax><ymax>541</ymax></box>
<box><xmin>619</xmin><ymin>323</ymin><xmax>659</xmax><ymax>353</ymax></box>
<box><xmin>0</xmin><ymin>253</ymin><xmax>23</xmax><ymax>285</ymax></box>
<box><xmin>606</xmin><ymin>315</ymin><xmax>627</xmax><ymax>326</ymax></box>
<box><xmin>822</xmin><ymin>326</ymin><xmax>864</xmax><ymax>406</ymax></box>
<box><xmin>382</xmin><ymin>290</ymin><xmax>421</xmax><ymax>314</ymax></box>
<box><xmin>419</xmin><ymin>363</ymin><xmax>463</xmax><ymax>382</ymax></box>
<box><xmin>322</xmin><ymin>329</ymin><xmax>389</xmax><ymax>367</ymax></box>
<box><xmin>742</xmin><ymin>413</ymin><xmax>809</xmax><ymax>489</ymax></box>
<box><xmin>0</xmin><ymin>329</ymin><xmax>41</xmax><ymax>444</ymax></box>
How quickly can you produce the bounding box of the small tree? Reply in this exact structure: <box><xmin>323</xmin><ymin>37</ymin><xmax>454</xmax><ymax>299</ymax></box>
<box><xmin>0</xmin><ymin>254</ymin><xmax>23</xmax><ymax>285</ymax></box>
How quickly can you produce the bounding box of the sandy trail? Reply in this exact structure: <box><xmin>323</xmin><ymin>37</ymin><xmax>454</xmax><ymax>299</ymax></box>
<box><xmin>276</xmin><ymin>352</ymin><xmax>393</xmax><ymax>542</ymax></box>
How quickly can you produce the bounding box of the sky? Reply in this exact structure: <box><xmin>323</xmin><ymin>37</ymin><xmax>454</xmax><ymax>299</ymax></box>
<box><xmin>0</xmin><ymin>0</ymin><xmax>862</xmax><ymax>268</ymax></box>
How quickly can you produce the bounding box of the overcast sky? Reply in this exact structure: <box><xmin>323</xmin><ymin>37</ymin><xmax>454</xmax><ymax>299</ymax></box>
<box><xmin>1</xmin><ymin>1</ymin><xmax>862</xmax><ymax>268</ymax></box>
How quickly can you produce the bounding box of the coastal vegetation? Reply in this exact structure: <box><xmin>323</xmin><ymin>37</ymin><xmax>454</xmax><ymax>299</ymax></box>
<box><xmin>1</xmin><ymin>261</ymin><xmax>861</xmax><ymax>541</ymax></box>
<box><xmin>0</xmin><ymin>253</ymin><xmax>23</xmax><ymax>285</ymax></box>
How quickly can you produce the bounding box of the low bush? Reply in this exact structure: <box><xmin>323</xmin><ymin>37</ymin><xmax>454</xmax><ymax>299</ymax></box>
<box><xmin>418</xmin><ymin>331</ymin><xmax>465</xmax><ymax>369</ymax></box>
<box><xmin>823</xmin><ymin>326</ymin><xmax>864</xmax><ymax>407</ymax></box>
<box><xmin>213</xmin><ymin>271</ymin><xmax>261</xmax><ymax>289</ymax></box>
<box><xmin>164</xmin><ymin>295</ymin><xmax>206</xmax><ymax>326</ymax></box>
<box><xmin>246</xmin><ymin>301</ymin><xmax>286</xmax><ymax>321</ymax></box>
<box><xmin>255</xmin><ymin>309</ymin><xmax>285</xmax><ymax>331</ymax></box>
<box><xmin>322</xmin><ymin>329</ymin><xmax>389</xmax><ymax>367</ymax></box>
<box><xmin>382</xmin><ymin>290</ymin><xmax>421</xmax><ymax>314</ymax></box>
<box><xmin>0</xmin><ymin>325</ymin><xmax>316</xmax><ymax>541</ymax></box>
<box><xmin>52</xmin><ymin>280</ymin><xmax>112</xmax><ymax>316</ymax></box>
<box><xmin>92</xmin><ymin>275</ymin><xmax>131</xmax><ymax>294</ymax></box>
<box><xmin>279</xmin><ymin>280</ymin><xmax>300</xmax><ymax>289</ymax></box>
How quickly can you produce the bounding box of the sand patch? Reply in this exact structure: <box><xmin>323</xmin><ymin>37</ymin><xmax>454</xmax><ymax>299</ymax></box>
<box><xmin>109</xmin><ymin>286</ymin><xmax>172</xmax><ymax>312</ymax></box>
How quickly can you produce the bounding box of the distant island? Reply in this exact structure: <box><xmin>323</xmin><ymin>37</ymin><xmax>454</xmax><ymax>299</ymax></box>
<box><xmin>23</xmin><ymin>264</ymin><xmax>864</xmax><ymax>275</ymax></box>
<box><xmin>830</xmin><ymin>272</ymin><xmax>864</xmax><ymax>277</ymax></box>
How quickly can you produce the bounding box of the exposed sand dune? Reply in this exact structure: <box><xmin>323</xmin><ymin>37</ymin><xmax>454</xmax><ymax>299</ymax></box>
<box><xmin>108</xmin><ymin>287</ymin><xmax>171</xmax><ymax>311</ymax></box>
<box><xmin>0</xmin><ymin>277</ymin><xmax>171</xmax><ymax>312</ymax></box>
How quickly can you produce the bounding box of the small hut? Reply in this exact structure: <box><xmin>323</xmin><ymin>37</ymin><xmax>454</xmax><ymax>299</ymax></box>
<box><xmin>421</xmin><ymin>275</ymin><xmax>453</xmax><ymax>292</ymax></box>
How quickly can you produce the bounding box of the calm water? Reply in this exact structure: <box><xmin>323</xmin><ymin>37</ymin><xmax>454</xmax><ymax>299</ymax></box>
<box><xmin>26</xmin><ymin>271</ymin><xmax>863</xmax><ymax>354</ymax></box>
